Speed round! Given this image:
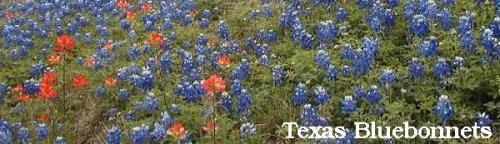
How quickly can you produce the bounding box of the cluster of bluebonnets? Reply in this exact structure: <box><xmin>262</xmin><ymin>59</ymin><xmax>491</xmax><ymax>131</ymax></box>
<box><xmin>0</xmin><ymin>0</ymin><xmax>498</xmax><ymax>143</ymax></box>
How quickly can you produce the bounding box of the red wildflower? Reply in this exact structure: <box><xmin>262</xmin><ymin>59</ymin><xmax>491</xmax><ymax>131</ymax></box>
<box><xmin>147</xmin><ymin>33</ymin><xmax>164</xmax><ymax>47</ymax></box>
<box><xmin>126</xmin><ymin>11</ymin><xmax>136</xmax><ymax>21</ymax></box>
<box><xmin>217</xmin><ymin>55</ymin><xmax>231</xmax><ymax>68</ymax></box>
<box><xmin>202</xmin><ymin>120</ymin><xmax>220</xmax><ymax>134</ymax></box>
<box><xmin>116</xmin><ymin>0</ymin><xmax>129</xmax><ymax>11</ymax></box>
<box><xmin>104</xmin><ymin>42</ymin><xmax>113</xmax><ymax>50</ymax></box>
<box><xmin>104</xmin><ymin>77</ymin><xmax>117</xmax><ymax>88</ymax></box>
<box><xmin>14</xmin><ymin>84</ymin><xmax>23</xmax><ymax>92</ymax></box>
<box><xmin>47</xmin><ymin>53</ymin><xmax>61</xmax><ymax>66</ymax></box>
<box><xmin>72</xmin><ymin>76</ymin><xmax>89</xmax><ymax>89</ymax></box>
<box><xmin>39</xmin><ymin>83</ymin><xmax>57</xmax><ymax>102</ymax></box>
<box><xmin>41</xmin><ymin>71</ymin><xmax>58</xmax><ymax>85</ymax></box>
<box><xmin>55</xmin><ymin>35</ymin><xmax>74</xmax><ymax>53</ymax></box>
<box><xmin>39</xmin><ymin>114</ymin><xmax>49</xmax><ymax>122</ymax></box>
<box><xmin>167</xmin><ymin>123</ymin><xmax>187</xmax><ymax>140</ymax></box>
<box><xmin>202</xmin><ymin>75</ymin><xmax>226</xmax><ymax>96</ymax></box>
<box><xmin>17</xmin><ymin>93</ymin><xmax>31</xmax><ymax>102</ymax></box>
<box><xmin>140</xmin><ymin>3</ymin><xmax>153</xmax><ymax>13</ymax></box>
<box><xmin>4</xmin><ymin>11</ymin><xmax>12</xmax><ymax>20</ymax></box>
<box><xmin>86</xmin><ymin>56</ymin><xmax>95</xmax><ymax>67</ymax></box>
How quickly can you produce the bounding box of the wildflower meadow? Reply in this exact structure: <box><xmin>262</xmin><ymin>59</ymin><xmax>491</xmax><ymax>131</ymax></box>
<box><xmin>0</xmin><ymin>0</ymin><xmax>499</xmax><ymax>143</ymax></box>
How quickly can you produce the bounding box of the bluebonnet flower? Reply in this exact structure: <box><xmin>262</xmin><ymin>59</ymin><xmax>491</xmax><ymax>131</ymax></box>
<box><xmin>315</xmin><ymin>50</ymin><xmax>331</xmax><ymax>70</ymax></box>
<box><xmin>299</xmin><ymin>104</ymin><xmax>327</xmax><ymax>126</ymax></box>
<box><xmin>117</xmin><ymin>89</ymin><xmax>130</xmax><ymax>102</ymax></box>
<box><xmin>365</xmin><ymin>85</ymin><xmax>382</xmax><ymax>105</ymax></box>
<box><xmin>201</xmin><ymin>10</ymin><xmax>212</xmax><ymax>20</ymax></box>
<box><xmin>458</xmin><ymin>13</ymin><xmax>473</xmax><ymax>35</ymax></box>
<box><xmin>160</xmin><ymin>111</ymin><xmax>175</xmax><ymax>129</ymax></box>
<box><xmin>163</xmin><ymin>18</ymin><xmax>173</xmax><ymax>31</ymax></box>
<box><xmin>341</xmin><ymin>96</ymin><xmax>357</xmax><ymax>114</ymax></box>
<box><xmin>144</xmin><ymin>93</ymin><xmax>159</xmax><ymax>113</ymax></box>
<box><xmin>341</xmin><ymin>65</ymin><xmax>350</xmax><ymax>76</ymax></box>
<box><xmin>54</xmin><ymin>137</ymin><xmax>66</xmax><ymax>144</ymax></box>
<box><xmin>326</xmin><ymin>65</ymin><xmax>339</xmax><ymax>81</ymax></box>
<box><xmin>336</xmin><ymin>8</ymin><xmax>347</xmax><ymax>22</ymax></box>
<box><xmin>0</xmin><ymin>83</ymin><xmax>8</xmax><ymax>105</ymax></box>
<box><xmin>128</xmin><ymin>30</ymin><xmax>137</xmax><ymax>41</ymax></box>
<box><xmin>419</xmin><ymin>37</ymin><xmax>439</xmax><ymax>58</ymax></box>
<box><xmin>106</xmin><ymin>126</ymin><xmax>121</xmax><ymax>144</ymax></box>
<box><xmin>481</xmin><ymin>29</ymin><xmax>500</xmax><ymax>62</ymax></box>
<box><xmin>23</xmin><ymin>78</ymin><xmax>40</xmax><ymax>95</ymax></box>
<box><xmin>238</xmin><ymin>89</ymin><xmax>253</xmax><ymax>117</ymax></box>
<box><xmin>159</xmin><ymin>52</ymin><xmax>173</xmax><ymax>74</ymax></box>
<box><xmin>300</xmin><ymin>33</ymin><xmax>313</xmax><ymax>50</ymax></box>
<box><xmin>383</xmin><ymin>9</ymin><xmax>396</xmax><ymax>28</ymax></box>
<box><xmin>442</xmin><ymin>0</ymin><xmax>455</xmax><ymax>7</ymax></box>
<box><xmin>170</xmin><ymin>104</ymin><xmax>181</xmax><ymax>115</ymax></box>
<box><xmin>96</xmin><ymin>85</ymin><xmax>106</xmax><ymax>97</ymax></box>
<box><xmin>30</xmin><ymin>62</ymin><xmax>45</xmax><ymax>78</ymax></box>
<box><xmin>176</xmin><ymin>81</ymin><xmax>205</xmax><ymax>103</ymax></box>
<box><xmin>452</xmin><ymin>57</ymin><xmax>465</xmax><ymax>70</ymax></box>
<box><xmin>257</xmin><ymin>29</ymin><xmax>267</xmax><ymax>41</ymax></box>
<box><xmin>239</xmin><ymin>122</ymin><xmax>256</xmax><ymax>139</ymax></box>
<box><xmin>139</xmin><ymin>69</ymin><xmax>155</xmax><ymax>91</ymax></box>
<box><xmin>408</xmin><ymin>58</ymin><xmax>425</xmax><ymax>80</ymax></box>
<box><xmin>379</xmin><ymin>69</ymin><xmax>396</xmax><ymax>86</ymax></box>
<box><xmin>291</xmin><ymin>83</ymin><xmax>308</xmax><ymax>107</ymax></box>
<box><xmin>125</xmin><ymin>111</ymin><xmax>136</xmax><ymax>122</ymax></box>
<box><xmin>357</xmin><ymin>0</ymin><xmax>371</xmax><ymax>9</ymax></box>
<box><xmin>438</xmin><ymin>9</ymin><xmax>452</xmax><ymax>31</ymax></box>
<box><xmin>313</xmin><ymin>86</ymin><xmax>330</xmax><ymax>105</ymax></box>
<box><xmin>129</xmin><ymin>124</ymin><xmax>149</xmax><ymax>144</ymax></box>
<box><xmin>17</xmin><ymin>127</ymin><xmax>29</xmax><ymax>144</ymax></box>
<box><xmin>0</xmin><ymin>119</ymin><xmax>13</xmax><ymax>143</ymax></box>
<box><xmin>220</xmin><ymin>92</ymin><xmax>233</xmax><ymax>112</ymax></box>
<box><xmin>249</xmin><ymin>9</ymin><xmax>260</xmax><ymax>19</ymax></box>
<box><xmin>341</xmin><ymin>44</ymin><xmax>356</xmax><ymax>61</ymax></box>
<box><xmin>181</xmin><ymin>15</ymin><xmax>193</xmax><ymax>27</ymax></box>
<box><xmin>368</xmin><ymin>16</ymin><xmax>382</xmax><ymax>32</ymax></box>
<box><xmin>218</xmin><ymin>21</ymin><xmax>230</xmax><ymax>41</ymax></box>
<box><xmin>268</xmin><ymin>30</ymin><xmax>278</xmax><ymax>43</ymax></box>
<box><xmin>433</xmin><ymin>58</ymin><xmax>452</xmax><ymax>79</ymax></box>
<box><xmin>475</xmin><ymin>112</ymin><xmax>493</xmax><ymax>127</ymax></box>
<box><xmin>491</xmin><ymin>16</ymin><xmax>500</xmax><ymax>37</ymax></box>
<box><xmin>316</xmin><ymin>21</ymin><xmax>336</xmax><ymax>48</ymax></box>
<box><xmin>460</xmin><ymin>31</ymin><xmax>477</xmax><ymax>53</ymax></box>
<box><xmin>262</xmin><ymin>4</ymin><xmax>272</xmax><ymax>19</ymax></box>
<box><xmin>433</xmin><ymin>95</ymin><xmax>453</xmax><ymax>123</ymax></box>
<box><xmin>120</xmin><ymin>20</ymin><xmax>131</xmax><ymax>30</ymax></box>
<box><xmin>410</xmin><ymin>15</ymin><xmax>430</xmax><ymax>37</ymax></box>
<box><xmin>336</xmin><ymin>128</ymin><xmax>355</xmax><ymax>144</ymax></box>
<box><xmin>151</xmin><ymin>123</ymin><xmax>166</xmax><ymax>143</ymax></box>
<box><xmin>200</xmin><ymin>18</ymin><xmax>209</xmax><ymax>29</ymax></box>
<box><xmin>259</xmin><ymin>55</ymin><xmax>269</xmax><ymax>67</ymax></box>
<box><xmin>36</xmin><ymin>123</ymin><xmax>49</xmax><ymax>141</ymax></box>
<box><xmin>272</xmin><ymin>65</ymin><xmax>284</xmax><ymax>86</ymax></box>
<box><xmin>231</xmin><ymin>59</ymin><xmax>251</xmax><ymax>80</ymax></box>
<box><xmin>388</xmin><ymin>0</ymin><xmax>399</xmax><ymax>8</ymax></box>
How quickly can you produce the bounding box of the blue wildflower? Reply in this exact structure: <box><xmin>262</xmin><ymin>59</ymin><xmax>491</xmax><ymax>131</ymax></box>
<box><xmin>0</xmin><ymin>119</ymin><xmax>13</xmax><ymax>143</ymax></box>
<box><xmin>475</xmin><ymin>112</ymin><xmax>493</xmax><ymax>127</ymax></box>
<box><xmin>144</xmin><ymin>93</ymin><xmax>159</xmax><ymax>113</ymax></box>
<box><xmin>54</xmin><ymin>137</ymin><xmax>66</xmax><ymax>144</ymax></box>
<box><xmin>419</xmin><ymin>37</ymin><xmax>439</xmax><ymax>58</ymax></box>
<box><xmin>291</xmin><ymin>83</ymin><xmax>308</xmax><ymax>107</ymax></box>
<box><xmin>408</xmin><ymin>58</ymin><xmax>425</xmax><ymax>81</ymax></box>
<box><xmin>272</xmin><ymin>65</ymin><xmax>284</xmax><ymax>86</ymax></box>
<box><xmin>379</xmin><ymin>69</ymin><xmax>396</xmax><ymax>86</ymax></box>
<box><xmin>410</xmin><ymin>15</ymin><xmax>429</xmax><ymax>37</ymax></box>
<box><xmin>220</xmin><ymin>92</ymin><xmax>233</xmax><ymax>112</ymax></box>
<box><xmin>313</xmin><ymin>86</ymin><xmax>330</xmax><ymax>105</ymax></box>
<box><xmin>433</xmin><ymin>95</ymin><xmax>453</xmax><ymax>123</ymax></box>
<box><xmin>341</xmin><ymin>96</ymin><xmax>357</xmax><ymax>115</ymax></box>
<box><xmin>299</xmin><ymin>104</ymin><xmax>327</xmax><ymax>126</ymax></box>
<box><xmin>150</xmin><ymin>123</ymin><xmax>166</xmax><ymax>143</ymax></box>
<box><xmin>17</xmin><ymin>127</ymin><xmax>29</xmax><ymax>144</ymax></box>
<box><xmin>238</xmin><ymin>89</ymin><xmax>253</xmax><ymax>117</ymax></box>
<box><xmin>433</xmin><ymin>58</ymin><xmax>452</xmax><ymax>79</ymax></box>
<box><xmin>106</xmin><ymin>126</ymin><xmax>121</xmax><ymax>144</ymax></box>
<box><xmin>218</xmin><ymin>21</ymin><xmax>230</xmax><ymax>41</ymax></box>
<box><xmin>460</xmin><ymin>31</ymin><xmax>477</xmax><ymax>53</ymax></box>
<box><xmin>129</xmin><ymin>124</ymin><xmax>149</xmax><ymax>144</ymax></box>
<box><xmin>36</xmin><ymin>123</ymin><xmax>49</xmax><ymax>141</ymax></box>
<box><xmin>315</xmin><ymin>50</ymin><xmax>331</xmax><ymax>70</ymax></box>
<box><xmin>365</xmin><ymin>85</ymin><xmax>382</xmax><ymax>105</ymax></box>
<box><xmin>23</xmin><ymin>78</ymin><xmax>40</xmax><ymax>95</ymax></box>
<box><xmin>452</xmin><ymin>57</ymin><xmax>465</xmax><ymax>70</ymax></box>
<box><xmin>239</xmin><ymin>122</ymin><xmax>256</xmax><ymax>139</ymax></box>
<box><xmin>336</xmin><ymin>8</ymin><xmax>347</xmax><ymax>22</ymax></box>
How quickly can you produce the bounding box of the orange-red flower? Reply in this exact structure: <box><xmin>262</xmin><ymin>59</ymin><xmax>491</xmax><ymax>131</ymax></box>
<box><xmin>17</xmin><ymin>93</ymin><xmax>31</xmax><ymax>102</ymax></box>
<box><xmin>39</xmin><ymin>114</ymin><xmax>49</xmax><ymax>122</ymax></box>
<box><xmin>140</xmin><ymin>3</ymin><xmax>152</xmax><ymax>13</ymax></box>
<box><xmin>202</xmin><ymin>75</ymin><xmax>226</xmax><ymax>96</ymax></box>
<box><xmin>86</xmin><ymin>56</ymin><xmax>95</xmax><ymax>67</ymax></box>
<box><xmin>202</xmin><ymin>120</ymin><xmax>220</xmax><ymax>134</ymax></box>
<box><xmin>41</xmin><ymin>71</ymin><xmax>58</xmax><ymax>85</ymax></box>
<box><xmin>126</xmin><ymin>11</ymin><xmax>136</xmax><ymax>21</ymax></box>
<box><xmin>147</xmin><ymin>33</ymin><xmax>164</xmax><ymax>47</ymax></box>
<box><xmin>55</xmin><ymin>35</ymin><xmax>74</xmax><ymax>53</ymax></box>
<box><xmin>104</xmin><ymin>77</ymin><xmax>117</xmax><ymax>88</ymax></box>
<box><xmin>116</xmin><ymin>0</ymin><xmax>129</xmax><ymax>11</ymax></box>
<box><xmin>104</xmin><ymin>42</ymin><xmax>113</xmax><ymax>50</ymax></box>
<box><xmin>217</xmin><ymin>55</ymin><xmax>230</xmax><ymax>67</ymax></box>
<box><xmin>13</xmin><ymin>84</ymin><xmax>23</xmax><ymax>92</ymax></box>
<box><xmin>72</xmin><ymin>76</ymin><xmax>89</xmax><ymax>89</ymax></box>
<box><xmin>48</xmin><ymin>53</ymin><xmax>61</xmax><ymax>66</ymax></box>
<box><xmin>39</xmin><ymin>83</ymin><xmax>57</xmax><ymax>102</ymax></box>
<box><xmin>4</xmin><ymin>11</ymin><xmax>12</xmax><ymax>20</ymax></box>
<box><xmin>167</xmin><ymin>123</ymin><xmax>187</xmax><ymax>140</ymax></box>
